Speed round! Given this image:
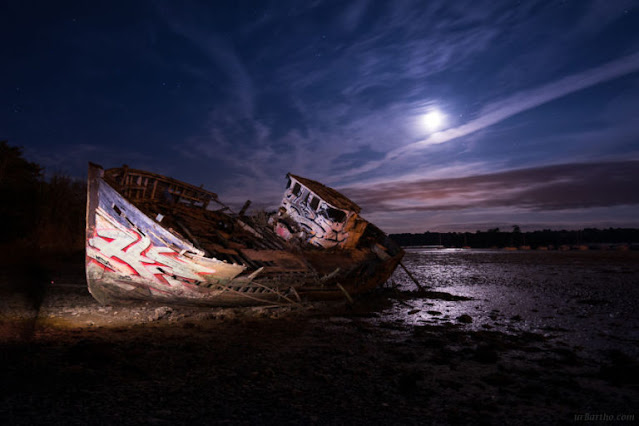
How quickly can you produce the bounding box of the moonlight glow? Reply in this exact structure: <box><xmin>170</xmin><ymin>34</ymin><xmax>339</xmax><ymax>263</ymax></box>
<box><xmin>422</xmin><ymin>110</ymin><xmax>446</xmax><ymax>131</ymax></box>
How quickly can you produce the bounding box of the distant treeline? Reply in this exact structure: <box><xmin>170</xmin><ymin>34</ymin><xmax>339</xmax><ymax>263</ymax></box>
<box><xmin>390</xmin><ymin>227</ymin><xmax>639</xmax><ymax>249</ymax></box>
<box><xmin>2</xmin><ymin>141</ymin><xmax>638</xmax><ymax>252</ymax></box>
<box><xmin>0</xmin><ymin>141</ymin><xmax>86</xmax><ymax>252</ymax></box>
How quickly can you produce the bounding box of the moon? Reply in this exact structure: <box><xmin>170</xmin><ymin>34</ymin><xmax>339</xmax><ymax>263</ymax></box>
<box><xmin>421</xmin><ymin>109</ymin><xmax>445</xmax><ymax>131</ymax></box>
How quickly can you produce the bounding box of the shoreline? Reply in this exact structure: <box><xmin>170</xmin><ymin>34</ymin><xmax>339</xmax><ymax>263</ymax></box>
<box><xmin>2</xmin><ymin>250</ymin><xmax>638</xmax><ymax>424</ymax></box>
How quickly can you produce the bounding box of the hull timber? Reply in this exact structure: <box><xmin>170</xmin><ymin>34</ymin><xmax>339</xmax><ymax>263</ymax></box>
<box><xmin>85</xmin><ymin>163</ymin><xmax>403</xmax><ymax>306</ymax></box>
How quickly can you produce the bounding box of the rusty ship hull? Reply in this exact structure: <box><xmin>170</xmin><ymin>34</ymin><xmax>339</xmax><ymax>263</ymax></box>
<box><xmin>85</xmin><ymin>163</ymin><xmax>403</xmax><ymax>306</ymax></box>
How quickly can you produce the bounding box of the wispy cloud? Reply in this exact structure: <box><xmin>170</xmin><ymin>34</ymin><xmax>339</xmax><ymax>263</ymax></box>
<box><xmin>367</xmin><ymin>205</ymin><xmax>639</xmax><ymax>233</ymax></box>
<box><xmin>338</xmin><ymin>0</ymin><xmax>369</xmax><ymax>33</ymax></box>
<box><xmin>276</xmin><ymin>1</ymin><xmax>507</xmax><ymax>99</ymax></box>
<box><xmin>337</xmin><ymin>51</ymin><xmax>639</xmax><ymax>180</ymax></box>
<box><xmin>159</xmin><ymin>5</ymin><xmax>254</xmax><ymax>118</ymax></box>
<box><xmin>151</xmin><ymin>1</ymin><xmax>639</xmax><ymax>222</ymax></box>
<box><xmin>342</xmin><ymin>160</ymin><xmax>639</xmax><ymax>213</ymax></box>
<box><xmin>415</xmin><ymin>51</ymin><xmax>639</xmax><ymax>149</ymax></box>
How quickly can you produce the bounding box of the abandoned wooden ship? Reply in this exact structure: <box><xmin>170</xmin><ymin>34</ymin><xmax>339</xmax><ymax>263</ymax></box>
<box><xmin>85</xmin><ymin>163</ymin><xmax>404</xmax><ymax>306</ymax></box>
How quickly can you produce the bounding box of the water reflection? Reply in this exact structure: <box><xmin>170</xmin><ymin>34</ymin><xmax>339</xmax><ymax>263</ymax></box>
<box><xmin>373</xmin><ymin>249</ymin><xmax>639</xmax><ymax>358</ymax></box>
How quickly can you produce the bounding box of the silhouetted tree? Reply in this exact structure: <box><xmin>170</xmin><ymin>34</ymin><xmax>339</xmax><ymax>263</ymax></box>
<box><xmin>390</xmin><ymin>227</ymin><xmax>638</xmax><ymax>248</ymax></box>
<box><xmin>0</xmin><ymin>141</ymin><xmax>86</xmax><ymax>250</ymax></box>
<box><xmin>36</xmin><ymin>173</ymin><xmax>86</xmax><ymax>250</ymax></box>
<box><xmin>0</xmin><ymin>141</ymin><xmax>43</xmax><ymax>243</ymax></box>
<box><xmin>512</xmin><ymin>225</ymin><xmax>522</xmax><ymax>246</ymax></box>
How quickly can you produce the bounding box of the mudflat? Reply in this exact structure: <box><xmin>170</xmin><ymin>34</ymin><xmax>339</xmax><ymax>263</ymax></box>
<box><xmin>1</xmin><ymin>249</ymin><xmax>638</xmax><ymax>425</ymax></box>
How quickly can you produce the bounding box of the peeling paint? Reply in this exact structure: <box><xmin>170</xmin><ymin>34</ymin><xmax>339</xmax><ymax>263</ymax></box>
<box><xmin>277</xmin><ymin>176</ymin><xmax>355</xmax><ymax>248</ymax></box>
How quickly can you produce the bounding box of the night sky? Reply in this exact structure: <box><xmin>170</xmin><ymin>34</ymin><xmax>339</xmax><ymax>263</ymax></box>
<box><xmin>2</xmin><ymin>1</ymin><xmax>638</xmax><ymax>233</ymax></box>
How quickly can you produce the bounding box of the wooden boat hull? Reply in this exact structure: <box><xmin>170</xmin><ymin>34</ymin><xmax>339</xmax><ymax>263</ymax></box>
<box><xmin>85</xmin><ymin>164</ymin><xmax>403</xmax><ymax>306</ymax></box>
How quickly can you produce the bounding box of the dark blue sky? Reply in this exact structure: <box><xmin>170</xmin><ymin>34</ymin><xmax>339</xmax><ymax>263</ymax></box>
<box><xmin>2</xmin><ymin>1</ymin><xmax>638</xmax><ymax>232</ymax></box>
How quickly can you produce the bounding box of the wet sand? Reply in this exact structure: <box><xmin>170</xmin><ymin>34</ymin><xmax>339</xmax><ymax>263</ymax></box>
<box><xmin>1</xmin><ymin>249</ymin><xmax>638</xmax><ymax>425</ymax></box>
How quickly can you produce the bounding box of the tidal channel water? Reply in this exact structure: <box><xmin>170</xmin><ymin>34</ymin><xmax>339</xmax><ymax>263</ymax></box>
<box><xmin>382</xmin><ymin>249</ymin><xmax>639</xmax><ymax>360</ymax></box>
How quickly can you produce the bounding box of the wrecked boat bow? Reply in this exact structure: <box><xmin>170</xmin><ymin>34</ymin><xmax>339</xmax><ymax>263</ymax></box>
<box><xmin>85</xmin><ymin>163</ymin><xmax>404</xmax><ymax>306</ymax></box>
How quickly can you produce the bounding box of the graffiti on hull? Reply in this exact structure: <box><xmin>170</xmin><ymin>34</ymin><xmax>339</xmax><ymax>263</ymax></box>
<box><xmin>86</xmin><ymin>212</ymin><xmax>217</xmax><ymax>292</ymax></box>
<box><xmin>278</xmin><ymin>186</ymin><xmax>353</xmax><ymax>248</ymax></box>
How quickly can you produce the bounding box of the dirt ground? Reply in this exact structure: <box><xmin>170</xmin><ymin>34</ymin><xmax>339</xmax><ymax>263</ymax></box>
<box><xmin>1</xmin><ymin>249</ymin><xmax>638</xmax><ymax>425</ymax></box>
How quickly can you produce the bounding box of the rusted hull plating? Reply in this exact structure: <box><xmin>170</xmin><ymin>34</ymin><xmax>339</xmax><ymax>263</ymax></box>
<box><xmin>85</xmin><ymin>164</ymin><xmax>403</xmax><ymax>306</ymax></box>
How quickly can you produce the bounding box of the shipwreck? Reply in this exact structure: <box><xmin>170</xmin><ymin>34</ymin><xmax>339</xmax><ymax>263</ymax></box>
<box><xmin>85</xmin><ymin>163</ymin><xmax>404</xmax><ymax>306</ymax></box>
